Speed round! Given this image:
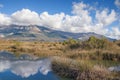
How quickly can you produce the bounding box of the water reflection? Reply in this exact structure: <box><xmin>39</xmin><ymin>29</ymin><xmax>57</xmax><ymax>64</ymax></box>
<box><xmin>0</xmin><ymin>51</ymin><xmax>59</xmax><ymax>80</ymax></box>
<box><xmin>108</xmin><ymin>66</ymin><xmax>120</xmax><ymax>72</ymax></box>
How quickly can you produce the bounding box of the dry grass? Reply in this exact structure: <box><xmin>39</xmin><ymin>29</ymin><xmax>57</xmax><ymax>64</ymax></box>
<box><xmin>0</xmin><ymin>40</ymin><xmax>65</xmax><ymax>57</ymax></box>
<box><xmin>0</xmin><ymin>38</ymin><xmax>120</xmax><ymax>80</ymax></box>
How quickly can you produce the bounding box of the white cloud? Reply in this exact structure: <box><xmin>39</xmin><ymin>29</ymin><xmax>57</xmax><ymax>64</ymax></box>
<box><xmin>37</xmin><ymin>2</ymin><xmax>93</xmax><ymax>33</ymax></box>
<box><xmin>92</xmin><ymin>9</ymin><xmax>117</xmax><ymax>35</ymax></box>
<box><xmin>0</xmin><ymin>1</ymin><xmax>119</xmax><ymax>39</ymax></box>
<box><xmin>0</xmin><ymin>13</ymin><xmax>11</xmax><ymax>26</ymax></box>
<box><xmin>70</xmin><ymin>2</ymin><xmax>92</xmax><ymax>32</ymax></box>
<box><xmin>11</xmin><ymin>9</ymin><xmax>41</xmax><ymax>26</ymax></box>
<box><xmin>39</xmin><ymin>12</ymin><xmax>65</xmax><ymax>29</ymax></box>
<box><xmin>108</xmin><ymin>27</ymin><xmax>120</xmax><ymax>39</ymax></box>
<box><xmin>0</xmin><ymin>59</ymin><xmax>51</xmax><ymax>78</ymax></box>
<box><xmin>72</xmin><ymin>2</ymin><xmax>89</xmax><ymax>15</ymax></box>
<box><xmin>62</xmin><ymin>15</ymin><xmax>92</xmax><ymax>33</ymax></box>
<box><xmin>95</xmin><ymin>9</ymin><xmax>117</xmax><ymax>27</ymax></box>
<box><xmin>115</xmin><ymin>0</ymin><xmax>120</xmax><ymax>8</ymax></box>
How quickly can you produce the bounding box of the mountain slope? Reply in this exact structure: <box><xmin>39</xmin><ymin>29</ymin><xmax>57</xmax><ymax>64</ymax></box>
<box><xmin>0</xmin><ymin>25</ymin><xmax>114</xmax><ymax>41</ymax></box>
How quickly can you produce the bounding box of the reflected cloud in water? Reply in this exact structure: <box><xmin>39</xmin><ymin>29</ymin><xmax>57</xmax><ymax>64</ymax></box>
<box><xmin>0</xmin><ymin>60</ymin><xmax>11</xmax><ymax>72</ymax></box>
<box><xmin>0</xmin><ymin>59</ymin><xmax>51</xmax><ymax>78</ymax></box>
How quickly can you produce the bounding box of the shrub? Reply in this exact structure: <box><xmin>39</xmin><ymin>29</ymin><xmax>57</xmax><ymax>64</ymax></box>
<box><xmin>82</xmin><ymin>36</ymin><xmax>115</xmax><ymax>49</ymax></box>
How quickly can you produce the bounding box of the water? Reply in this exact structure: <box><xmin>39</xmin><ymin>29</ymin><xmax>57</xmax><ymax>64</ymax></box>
<box><xmin>108</xmin><ymin>66</ymin><xmax>120</xmax><ymax>72</ymax></box>
<box><xmin>0</xmin><ymin>51</ymin><xmax>59</xmax><ymax>80</ymax></box>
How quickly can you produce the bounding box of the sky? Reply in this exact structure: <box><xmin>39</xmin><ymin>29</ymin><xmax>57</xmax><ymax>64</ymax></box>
<box><xmin>0</xmin><ymin>0</ymin><xmax>120</xmax><ymax>39</ymax></box>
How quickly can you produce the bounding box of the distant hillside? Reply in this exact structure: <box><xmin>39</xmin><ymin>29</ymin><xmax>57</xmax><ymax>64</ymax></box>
<box><xmin>0</xmin><ymin>25</ymin><xmax>115</xmax><ymax>41</ymax></box>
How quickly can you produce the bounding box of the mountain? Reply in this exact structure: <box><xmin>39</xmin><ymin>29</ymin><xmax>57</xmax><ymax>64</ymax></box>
<box><xmin>0</xmin><ymin>25</ymin><xmax>115</xmax><ymax>41</ymax></box>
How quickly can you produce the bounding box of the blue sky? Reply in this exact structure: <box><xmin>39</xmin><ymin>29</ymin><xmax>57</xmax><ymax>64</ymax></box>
<box><xmin>0</xmin><ymin>0</ymin><xmax>77</xmax><ymax>14</ymax></box>
<box><xmin>0</xmin><ymin>0</ymin><xmax>118</xmax><ymax>15</ymax></box>
<box><xmin>0</xmin><ymin>0</ymin><xmax>120</xmax><ymax>39</ymax></box>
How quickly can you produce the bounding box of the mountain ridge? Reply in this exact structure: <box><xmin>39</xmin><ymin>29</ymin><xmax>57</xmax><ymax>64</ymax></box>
<box><xmin>0</xmin><ymin>25</ymin><xmax>116</xmax><ymax>41</ymax></box>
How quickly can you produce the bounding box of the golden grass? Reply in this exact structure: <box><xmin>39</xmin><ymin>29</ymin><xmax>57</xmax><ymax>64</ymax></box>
<box><xmin>0</xmin><ymin>39</ymin><xmax>120</xmax><ymax>61</ymax></box>
<box><xmin>0</xmin><ymin>39</ymin><xmax>120</xmax><ymax>80</ymax></box>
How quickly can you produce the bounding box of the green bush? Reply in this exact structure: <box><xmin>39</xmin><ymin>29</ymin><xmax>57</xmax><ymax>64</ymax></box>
<box><xmin>82</xmin><ymin>36</ymin><xmax>115</xmax><ymax>49</ymax></box>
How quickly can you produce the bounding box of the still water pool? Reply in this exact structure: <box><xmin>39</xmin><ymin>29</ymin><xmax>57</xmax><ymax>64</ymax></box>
<box><xmin>0</xmin><ymin>51</ymin><xmax>59</xmax><ymax>80</ymax></box>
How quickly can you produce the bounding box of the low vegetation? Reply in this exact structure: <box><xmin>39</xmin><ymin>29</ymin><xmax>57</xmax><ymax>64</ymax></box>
<box><xmin>0</xmin><ymin>36</ymin><xmax>120</xmax><ymax>80</ymax></box>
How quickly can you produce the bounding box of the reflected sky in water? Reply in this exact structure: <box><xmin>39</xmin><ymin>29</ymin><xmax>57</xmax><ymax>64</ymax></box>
<box><xmin>0</xmin><ymin>51</ymin><xmax>59</xmax><ymax>80</ymax></box>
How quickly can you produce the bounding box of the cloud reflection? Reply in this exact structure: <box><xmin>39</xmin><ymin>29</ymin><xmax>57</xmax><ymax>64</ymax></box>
<box><xmin>0</xmin><ymin>60</ymin><xmax>11</xmax><ymax>72</ymax></box>
<box><xmin>0</xmin><ymin>59</ymin><xmax>51</xmax><ymax>78</ymax></box>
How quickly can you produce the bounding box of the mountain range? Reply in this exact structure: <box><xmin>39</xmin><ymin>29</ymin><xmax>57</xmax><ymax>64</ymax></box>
<box><xmin>0</xmin><ymin>25</ymin><xmax>115</xmax><ymax>41</ymax></box>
